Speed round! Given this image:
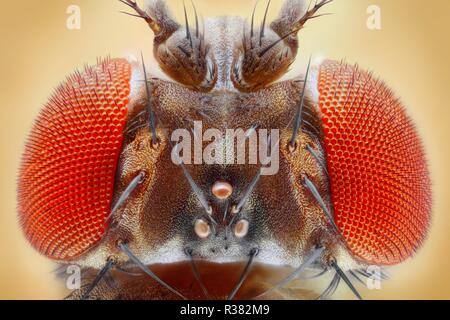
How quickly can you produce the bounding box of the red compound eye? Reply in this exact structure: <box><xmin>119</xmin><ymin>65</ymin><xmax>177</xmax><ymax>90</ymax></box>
<box><xmin>18</xmin><ymin>58</ymin><xmax>132</xmax><ymax>261</ymax></box>
<box><xmin>318</xmin><ymin>60</ymin><xmax>432</xmax><ymax>266</ymax></box>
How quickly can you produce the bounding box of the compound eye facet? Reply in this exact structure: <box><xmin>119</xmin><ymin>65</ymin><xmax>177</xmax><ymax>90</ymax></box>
<box><xmin>318</xmin><ymin>60</ymin><xmax>432</xmax><ymax>266</ymax></box>
<box><xmin>17</xmin><ymin>58</ymin><xmax>132</xmax><ymax>261</ymax></box>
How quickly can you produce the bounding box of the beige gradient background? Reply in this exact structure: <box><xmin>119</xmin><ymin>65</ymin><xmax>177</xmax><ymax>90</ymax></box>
<box><xmin>0</xmin><ymin>0</ymin><xmax>449</xmax><ymax>299</ymax></box>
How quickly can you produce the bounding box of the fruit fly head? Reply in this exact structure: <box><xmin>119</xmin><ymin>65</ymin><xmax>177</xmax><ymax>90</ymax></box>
<box><xmin>17</xmin><ymin>0</ymin><xmax>431</xmax><ymax>300</ymax></box>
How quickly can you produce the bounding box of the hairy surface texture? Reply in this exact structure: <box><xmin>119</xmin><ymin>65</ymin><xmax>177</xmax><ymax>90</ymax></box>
<box><xmin>17</xmin><ymin>0</ymin><xmax>432</xmax><ymax>300</ymax></box>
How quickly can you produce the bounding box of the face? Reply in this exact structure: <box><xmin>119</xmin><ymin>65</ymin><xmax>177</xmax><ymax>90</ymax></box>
<box><xmin>18</xmin><ymin>0</ymin><xmax>431</xmax><ymax>300</ymax></box>
<box><xmin>74</xmin><ymin>78</ymin><xmax>340</xmax><ymax>299</ymax></box>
